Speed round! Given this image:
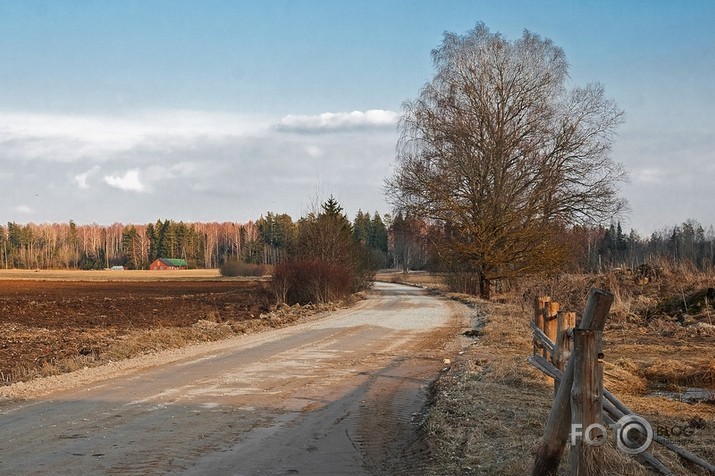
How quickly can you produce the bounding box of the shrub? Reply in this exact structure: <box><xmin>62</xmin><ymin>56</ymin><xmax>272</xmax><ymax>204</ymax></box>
<box><xmin>444</xmin><ymin>272</ymin><xmax>480</xmax><ymax>295</ymax></box>
<box><xmin>271</xmin><ymin>259</ymin><xmax>355</xmax><ymax>305</ymax></box>
<box><xmin>219</xmin><ymin>260</ymin><xmax>268</xmax><ymax>277</ymax></box>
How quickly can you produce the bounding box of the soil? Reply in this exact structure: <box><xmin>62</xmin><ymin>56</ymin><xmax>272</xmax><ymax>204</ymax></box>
<box><xmin>0</xmin><ymin>279</ymin><xmax>272</xmax><ymax>381</ymax></box>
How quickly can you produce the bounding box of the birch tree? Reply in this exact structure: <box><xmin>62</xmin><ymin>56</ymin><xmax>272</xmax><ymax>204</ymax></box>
<box><xmin>387</xmin><ymin>23</ymin><xmax>627</xmax><ymax>298</ymax></box>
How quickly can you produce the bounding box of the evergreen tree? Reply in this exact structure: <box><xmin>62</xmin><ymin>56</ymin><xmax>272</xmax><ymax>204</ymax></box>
<box><xmin>352</xmin><ymin>210</ymin><xmax>371</xmax><ymax>245</ymax></box>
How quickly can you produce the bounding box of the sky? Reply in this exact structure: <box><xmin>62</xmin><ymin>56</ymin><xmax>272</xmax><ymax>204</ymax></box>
<box><xmin>1</xmin><ymin>0</ymin><xmax>714</xmax><ymax>234</ymax></box>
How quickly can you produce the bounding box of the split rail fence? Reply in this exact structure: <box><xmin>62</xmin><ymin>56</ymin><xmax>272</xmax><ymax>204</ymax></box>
<box><xmin>528</xmin><ymin>288</ymin><xmax>715</xmax><ymax>476</ymax></box>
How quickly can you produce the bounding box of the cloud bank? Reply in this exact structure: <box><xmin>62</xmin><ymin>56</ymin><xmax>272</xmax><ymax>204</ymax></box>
<box><xmin>0</xmin><ymin>109</ymin><xmax>399</xmax><ymax>224</ymax></box>
<box><xmin>3</xmin><ymin>106</ymin><xmax>706</xmax><ymax>233</ymax></box>
<box><xmin>275</xmin><ymin>109</ymin><xmax>400</xmax><ymax>133</ymax></box>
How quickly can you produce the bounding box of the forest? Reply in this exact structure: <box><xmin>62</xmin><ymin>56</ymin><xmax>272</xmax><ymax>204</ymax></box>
<box><xmin>0</xmin><ymin>211</ymin><xmax>713</xmax><ymax>275</ymax></box>
<box><xmin>0</xmin><ymin>210</ymin><xmax>389</xmax><ymax>271</ymax></box>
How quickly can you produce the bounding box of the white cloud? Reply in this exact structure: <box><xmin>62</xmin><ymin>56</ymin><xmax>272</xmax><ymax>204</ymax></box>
<box><xmin>141</xmin><ymin>162</ymin><xmax>199</xmax><ymax>186</ymax></box>
<box><xmin>305</xmin><ymin>145</ymin><xmax>324</xmax><ymax>157</ymax></box>
<box><xmin>74</xmin><ymin>165</ymin><xmax>100</xmax><ymax>189</ymax></box>
<box><xmin>275</xmin><ymin>109</ymin><xmax>400</xmax><ymax>133</ymax></box>
<box><xmin>0</xmin><ymin>110</ymin><xmax>269</xmax><ymax>162</ymax></box>
<box><xmin>104</xmin><ymin>169</ymin><xmax>145</xmax><ymax>192</ymax></box>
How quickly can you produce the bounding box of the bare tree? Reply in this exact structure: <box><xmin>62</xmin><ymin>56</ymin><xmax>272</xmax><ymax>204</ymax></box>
<box><xmin>387</xmin><ymin>23</ymin><xmax>627</xmax><ymax>299</ymax></box>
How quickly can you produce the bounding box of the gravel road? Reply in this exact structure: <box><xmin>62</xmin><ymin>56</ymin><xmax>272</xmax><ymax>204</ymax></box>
<box><xmin>0</xmin><ymin>282</ymin><xmax>467</xmax><ymax>475</ymax></box>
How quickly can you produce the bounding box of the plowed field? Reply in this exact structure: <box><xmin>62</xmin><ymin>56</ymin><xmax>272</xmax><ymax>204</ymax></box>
<box><xmin>0</xmin><ymin>279</ymin><xmax>271</xmax><ymax>381</ymax></box>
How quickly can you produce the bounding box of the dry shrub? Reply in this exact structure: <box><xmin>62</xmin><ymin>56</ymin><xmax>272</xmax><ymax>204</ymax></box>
<box><xmin>271</xmin><ymin>258</ymin><xmax>354</xmax><ymax>305</ymax></box>
<box><xmin>518</xmin><ymin>266</ymin><xmax>715</xmax><ymax>326</ymax></box>
<box><xmin>519</xmin><ymin>273</ymin><xmax>595</xmax><ymax>315</ymax></box>
<box><xmin>444</xmin><ymin>272</ymin><xmax>480</xmax><ymax>295</ymax></box>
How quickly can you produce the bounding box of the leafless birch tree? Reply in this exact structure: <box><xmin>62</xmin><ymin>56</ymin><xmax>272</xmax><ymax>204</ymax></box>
<box><xmin>387</xmin><ymin>23</ymin><xmax>627</xmax><ymax>299</ymax></box>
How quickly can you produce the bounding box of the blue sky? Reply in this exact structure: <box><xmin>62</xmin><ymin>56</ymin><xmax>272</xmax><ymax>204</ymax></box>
<box><xmin>1</xmin><ymin>1</ymin><xmax>714</xmax><ymax>234</ymax></box>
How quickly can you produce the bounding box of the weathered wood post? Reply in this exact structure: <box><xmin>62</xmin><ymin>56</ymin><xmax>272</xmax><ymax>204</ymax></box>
<box><xmin>569</xmin><ymin>329</ymin><xmax>604</xmax><ymax>475</ymax></box>
<box><xmin>553</xmin><ymin>311</ymin><xmax>576</xmax><ymax>393</ymax></box>
<box><xmin>544</xmin><ymin>301</ymin><xmax>560</xmax><ymax>385</ymax></box>
<box><xmin>532</xmin><ymin>288</ymin><xmax>613</xmax><ymax>476</ymax></box>
<box><xmin>544</xmin><ymin>301</ymin><xmax>559</xmax><ymax>359</ymax></box>
<box><xmin>534</xmin><ymin>296</ymin><xmax>550</xmax><ymax>356</ymax></box>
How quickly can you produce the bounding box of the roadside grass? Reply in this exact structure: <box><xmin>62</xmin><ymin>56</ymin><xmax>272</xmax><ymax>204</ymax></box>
<box><xmin>420</xmin><ymin>269</ymin><xmax>715</xmax><ymax>475</ymax></box>
<box><xmin>424</xmin><ymin>297</ymin><xmax>658</xmax><ymax>475</ymax></box>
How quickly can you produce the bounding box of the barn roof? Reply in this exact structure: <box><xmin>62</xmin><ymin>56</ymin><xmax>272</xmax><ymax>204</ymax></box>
<box><xmin>158</xmin><ymin>258</ymin><xmax>188</xmax><ymax>267</ymax></box>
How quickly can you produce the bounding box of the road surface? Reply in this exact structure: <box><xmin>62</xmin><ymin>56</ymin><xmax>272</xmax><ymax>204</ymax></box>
<box><xmin>0</xmin><ymin>282</ymin><xmax>467</xmax><ymax>475</ymax></box>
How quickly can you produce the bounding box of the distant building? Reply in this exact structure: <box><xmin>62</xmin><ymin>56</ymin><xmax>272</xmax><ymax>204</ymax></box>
<box><xmin>149</xmin><ymin>258</ymin><xmax>188</xmax><ymax>270</ymax></box>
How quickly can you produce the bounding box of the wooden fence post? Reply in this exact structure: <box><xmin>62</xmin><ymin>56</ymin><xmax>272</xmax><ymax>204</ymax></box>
<box><xmin>544</xmin><ymin>301</ymin><xmax>559</xmax><ymax>359</ymax></box>
<box><xmin>544</xmin><ymin>301</ymin><xmax>560</xmax><ymax>386</ymax></box>
<box><xmin>534</xmin><ymin>296</ymin><xmax>550</xmax><ymax>356</ymax></box>
<box><xmin>553</xmin><ymin>311</ymin><xmax>576</xmax><ymax>393</ymax></box>
<box><xmin>532</xmin><ymin>288</ymin><xmax>613</xmax><ymax>476</ymax></box>
<box><xmin>569</xmin><ymin>329</ymin><xmax>604</xmax><ymax>475</ymax></box>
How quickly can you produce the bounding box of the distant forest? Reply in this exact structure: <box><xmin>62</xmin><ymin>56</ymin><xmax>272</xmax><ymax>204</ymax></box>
<box><xmin>0</xmin><ymin>211</ymin><xmax>389</xmax><ymax>271</ymax></box>
<box><xmin>1</xmin><ymin>214</ymin><xmax>713</xmax><ymax>273</ymax></box>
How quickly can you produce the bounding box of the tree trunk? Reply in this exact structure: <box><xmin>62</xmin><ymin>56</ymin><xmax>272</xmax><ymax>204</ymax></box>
<box><xmin>479</xmin><ymin>274</ymin><xmax>491</xmax><ymax>300</ymax></box>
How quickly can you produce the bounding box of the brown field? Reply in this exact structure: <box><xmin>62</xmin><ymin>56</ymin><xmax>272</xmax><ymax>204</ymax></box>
<box><xmin>0</xmin><ymin>268</ymin><xmax>224</xmax><ymax>281</ymax></box>
<box><xmin>0</xmin><ymin>271</ymin><xmax>275</xmax><ymax>384</ymax></box>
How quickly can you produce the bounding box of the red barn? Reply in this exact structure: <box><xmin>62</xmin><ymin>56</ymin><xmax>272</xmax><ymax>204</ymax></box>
<box><xmin>149</xmin><ymin>258</ymin><xmax>188</xmax><ymax>270</ymax></box>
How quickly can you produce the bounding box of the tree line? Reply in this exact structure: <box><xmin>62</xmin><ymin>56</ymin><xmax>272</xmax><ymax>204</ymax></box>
<box><xmin>585</xmin><ymin>220</ymin><xmax>715</xmax><ymax>271</ymax></box>
<box><xmin>3</xmin><ymin>213</ymin><xmax>711</xmax><ymax>275</ymax></box>
<box><xmin>0</xmin><ymin>209</ymin><xmax>389</xmax><ymax>271</ymax></box>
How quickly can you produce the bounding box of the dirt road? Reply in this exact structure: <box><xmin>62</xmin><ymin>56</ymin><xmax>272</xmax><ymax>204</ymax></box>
<box><xmin>0</xmin><ymin>282</ymin><xmax>468</xmax><ymax>475</ymax></box>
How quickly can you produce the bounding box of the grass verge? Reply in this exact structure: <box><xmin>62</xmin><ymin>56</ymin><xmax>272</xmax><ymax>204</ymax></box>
<box><xmin>409</xmin><ymin>272</ymin><xmax>715</xmax><ymax>475</ymax></box>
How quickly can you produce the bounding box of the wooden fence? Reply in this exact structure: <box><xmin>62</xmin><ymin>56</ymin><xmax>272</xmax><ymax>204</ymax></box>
<box><xmin>529</xmin><ymin>288</ymin><xmax>715</xmax><ymax>476</ymax></box>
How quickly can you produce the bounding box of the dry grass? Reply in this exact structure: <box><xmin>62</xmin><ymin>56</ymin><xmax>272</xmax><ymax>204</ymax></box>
<box><xmin>423</xmin><ymin>299</ymin><xmax>650</xmax><ymax>474</ymax></box>
<box><xmin>422</xmin><ymin>268</ymin><xmax>715</xmax><ymax>475</ymax></box>
<box><xmin>3</xmin><ymin>323</ymin><xmax>237</xmax><ymax>383</ymax></box>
